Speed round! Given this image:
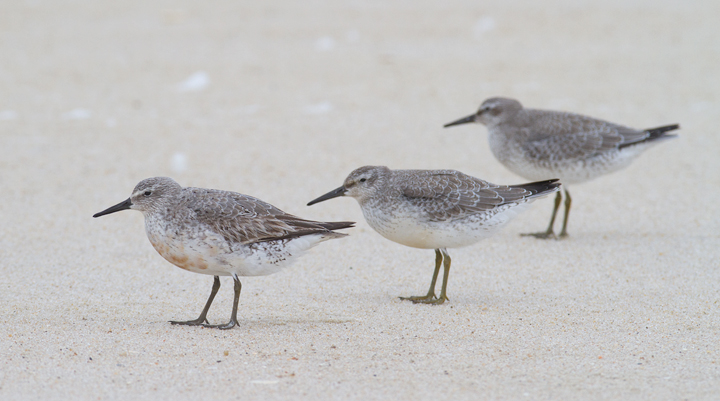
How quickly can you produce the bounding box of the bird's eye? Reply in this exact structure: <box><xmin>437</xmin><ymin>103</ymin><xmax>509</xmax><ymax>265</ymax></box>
<box><xmin>359</xmin><ymin>178</ymin><xmax>367</xmax><ymax>183</ymax></box>
<box><xmin>144</xmin><ymin>191</ymin><xmax>152</xmax><ymax>196</ymax></box>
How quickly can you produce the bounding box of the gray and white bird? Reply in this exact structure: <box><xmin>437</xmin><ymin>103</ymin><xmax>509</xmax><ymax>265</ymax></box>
<box><xmin>444</xmin><ymin>97</ymin><xmax>678</xmax><ymax>238</ymax></box>
<box><xmin>94</xmin><ymin>177</ymin><xmax>354</xmax><ymax>329</ymax></box>
<box><xmin>308</xmin><ymin>166</ymin><xmax>559</xmax><ymax>304</ymax></box>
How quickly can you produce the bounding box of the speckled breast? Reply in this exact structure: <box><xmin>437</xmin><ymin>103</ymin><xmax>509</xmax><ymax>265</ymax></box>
<box><xmin>144</xmin><ymin>218</ymin><xmax>231</xmax><ymax>276</ymax></box>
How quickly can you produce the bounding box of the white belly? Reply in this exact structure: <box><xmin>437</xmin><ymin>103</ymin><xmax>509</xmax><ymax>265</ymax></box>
<box><xmin>361</xmin><ymin>203</ymin><xmax>528</xmax><ymax>250</ymax></box>
<box><xmin>491</xmin><ymin>134</ymin><xmax>651</xmax><ymax>185</ymax></box>
<box><xmin>145</xmin><ymin>224</ymin><xmax>334</xmax><ymax>277</ymax></box>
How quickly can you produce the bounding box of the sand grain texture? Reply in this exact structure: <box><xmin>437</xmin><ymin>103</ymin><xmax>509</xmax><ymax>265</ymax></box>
<box><xmin>1</xmin><ymin>0</ymin><xmax>719</xmax><ymax>400</ymax></box>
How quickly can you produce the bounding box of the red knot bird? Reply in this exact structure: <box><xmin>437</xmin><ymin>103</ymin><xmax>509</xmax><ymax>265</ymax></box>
<box><xmin>93</xmin><ymin>177</ymin><xmax>354</xmax><ymax>329</ymax></box>
<box><xmin>444</xmin><ymin>97</ymin><xmax>679</xmax><ymax>239</ymax></box>
<box><xmin>307</xmin><ymin>166</ymin><xmax>560</xmax><ymax>305</ymax></box>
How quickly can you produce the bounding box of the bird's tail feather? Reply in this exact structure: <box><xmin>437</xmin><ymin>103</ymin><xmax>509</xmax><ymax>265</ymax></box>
<box><xmin>510</xmin><ymin>179</ymin><xmax>561</xmax><ymax>198</ymax></box>
<box><xmin>618</xmin><ymin>124</ymin><xmax>679</xmax><ymax>149</ymax></box>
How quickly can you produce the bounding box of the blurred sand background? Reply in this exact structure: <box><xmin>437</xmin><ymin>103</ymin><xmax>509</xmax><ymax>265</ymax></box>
<box><xmin>1</xmin><ymin>0</ymin><xmax>719</xmax><ymax>399</ymax></box>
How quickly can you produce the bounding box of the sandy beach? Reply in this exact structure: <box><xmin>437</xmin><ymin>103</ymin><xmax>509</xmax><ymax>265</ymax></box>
<box><xmin>1</xmin><ymin>0</ymin><xmax>719</xmax><ymax>399</ymax></box>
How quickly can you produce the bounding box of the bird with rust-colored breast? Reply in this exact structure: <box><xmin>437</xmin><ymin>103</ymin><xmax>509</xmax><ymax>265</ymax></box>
<box><xmin>94</xmin><ymin>177</ymin><xmax>353</xmax><ymax>329</ymax></box>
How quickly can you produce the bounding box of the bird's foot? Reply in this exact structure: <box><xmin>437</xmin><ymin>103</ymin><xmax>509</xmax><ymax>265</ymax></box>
<box><xmin>201</xmin><ymin>319</ymin><xmax>237</xmax><ymax>330</ymax></box>
<box><xmin>400</xmin><ymin>294</ymin><xmax>448</xmax><ymax>305</ymax></box>
<box><xmin>169</xmin><ymin>317</ymin><xmax>209</xmax><ymax>326</ymax></box>
<box><xmin>521</xmin><ymin>230</ymin><xmax>557</xmax><ymax>240</ymax></box>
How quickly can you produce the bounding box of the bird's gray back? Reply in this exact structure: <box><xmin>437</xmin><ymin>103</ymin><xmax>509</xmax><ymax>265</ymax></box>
<box><xmin>177</xmin><ymin>188</ymin><xmax>348</xmax><ymax>245</ymax></box>
<box><xmin>509</xmin><ymin>109</ymin><xmax>651</xmax><ymax>161</ymax></box>
<box><xmin>389</xmin><ymin>169</ymin><xmax>546</xmax><ymax>222</ymax></box>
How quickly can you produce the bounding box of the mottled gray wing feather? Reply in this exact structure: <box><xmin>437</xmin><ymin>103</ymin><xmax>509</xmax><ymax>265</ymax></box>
<box><xmin>400</xmin><ymin>171</ymin><xmax>538</xmax><ymax>221</ymax></box>
<box><xmin>182</xmin><ymin>188</ymin><xmax>350</xmax><ymax>244</ymax></box>
<box><xmin>521</xmin><ymin>111</ymin><xmax>649</xmax><ymax>161</ymax></box>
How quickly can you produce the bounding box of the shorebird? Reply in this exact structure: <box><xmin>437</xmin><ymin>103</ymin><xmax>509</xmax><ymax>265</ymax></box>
<box><xmin>308</xmin><ymin>166</ymin><xmax>559</xmax><ymax>304</ymax></box>
<box><xmin>93</xmin><ymin>177</ymin><xmax>354</xmax><ymax>329</ymax></box>
<box><xmin>444</xmin><ymin>97</ymin><xmax>678</xmax><ymax>238</ymax></box>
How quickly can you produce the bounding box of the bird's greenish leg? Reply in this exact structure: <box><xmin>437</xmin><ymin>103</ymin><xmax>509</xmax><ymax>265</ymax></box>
<box><xmin>406</xmin><ymin>249</ymin><xmax>451</xmax><ymax>305</ymax></box>
<box><xmin>170</xmin><ymin>275</ymin><xmax>220</xmax><ymax>326</ymax></box>
<box><xmin>400</xmin><ymin>249</ymin><xmax>442</xmax><ymax>303</ymax></box>
<box><xmin>433</xmin><ymin>249</ymin><xmax>452</xmax><ymax>304</ymax></box>
<box><xmin>522</xmin><ymin>190</ymin><xmax>561</xmax><ymax>239</ymax></box>
<box><xmin>558</xmin><ymin>188</ymin><xmax>571</xmax><ymax>239</ymax></box>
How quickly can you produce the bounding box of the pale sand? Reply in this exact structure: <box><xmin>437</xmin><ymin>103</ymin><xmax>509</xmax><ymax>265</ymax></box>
<box><xmin>1</xmin><ymin>0</ymin><xmax>719</xmax><ymax>399</ymax></box>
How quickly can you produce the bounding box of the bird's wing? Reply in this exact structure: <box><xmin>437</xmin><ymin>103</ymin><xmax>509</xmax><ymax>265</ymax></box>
<box><xmin>399</xmin><ymin>171</ymin><xmax>541</xmax><ymax>222</ymax></box>
<box><xmin>183</xmin><ymin>188</ymin><xmax>352</xmax><ymax>244</ymax></box>
<box><xmin>520</xmin><ymin>111</ymin><xmax>648</xmax><ymax>161</ymax></box>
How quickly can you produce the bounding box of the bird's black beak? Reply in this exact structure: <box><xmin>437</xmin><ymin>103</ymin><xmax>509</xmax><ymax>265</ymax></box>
<box><xmin>307</xmin><ymin>186</ymin><xmax>347</xmax><ymax>206</ymax></box>
<box><xmin>443</xmin><ymin>114</ymin><xmax>476</xmax><ymax>128</ymax></box>
<box><xmin>93</xmin><ymin>198</ymin><xmax>133</xmax><ymax>218</ymax></box>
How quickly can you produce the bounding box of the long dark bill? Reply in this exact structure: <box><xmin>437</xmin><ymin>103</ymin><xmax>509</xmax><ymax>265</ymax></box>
<box><xmin>93</xmin><ymin>198</ymin><xmax>133</xmax><ymax>218</ymax></box>
<box><xmin>443</xmin><ymin>114</ymin><xmax>476</xmax><ymax>128</ymax></box>
<box><xmin>307</xmin><ymin>187</ymin><xmax>346</xmax><ymax>206</ymax></box>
